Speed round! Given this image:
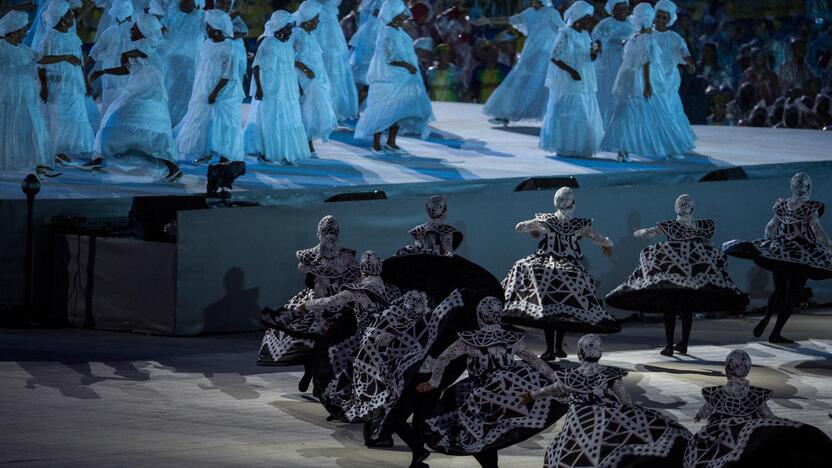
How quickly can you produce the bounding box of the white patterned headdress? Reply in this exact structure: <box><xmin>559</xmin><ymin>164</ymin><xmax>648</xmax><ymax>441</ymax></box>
<box><xmin>675</xmin><ymin>194</ymin><xmax>694</xmax><ymax>216</ymax></box>
<box><xmin>554</xmin><ymin>187</ymin><xmax>575</xmax><ymax>212</ymax></box>
<box><xmin>317</xmin><ymin>215</ymin><xmax>340</xmax><ymax>239</ymax></box>
<box><xmin>476</xmin><ymin>297</ymin><xmax>502</xmax><ymax>327</ymax></box>
<box><xmin>360</xmin><ymin>250</ymin><xmax>382</xmax><ymax>276</ymax></box>
<box><xmin>790</xmin><ymin>172</ymin><xmax>811</xmax><ymax>200</ymax></box>
<box><xmin>724</xmin><ymin>350</ymin><xmax>751</xmax><ymax>379</ymax></box>
<box><xmin>578</xmin><ymin>334</ymin><xmax>603</xmax><ymax>361</ymax></box>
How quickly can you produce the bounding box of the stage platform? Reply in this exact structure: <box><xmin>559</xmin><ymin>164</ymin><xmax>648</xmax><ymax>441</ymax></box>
<box><xmin>1</xmin><ymin>101</ymin><xmax>831</xmax><ymax>201</ymax></box>
<box><xmin>1</xmin><ymin>311</ymin><xmax>830</xmax><ymax>467</ymax></box>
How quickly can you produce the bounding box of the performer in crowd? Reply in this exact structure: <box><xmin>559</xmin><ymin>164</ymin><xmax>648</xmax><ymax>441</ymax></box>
<box><xmin>314</xmin><ymin>0</ymin><xmax>358</xmax><ymax>122</ymax></box>
<box><xmin>211</xmin><ymin>0</ymin><xmax>247</xmax><ymax>87</ymax></box>
<box><xmin>606</xmin><ymin>194</ymin><xmax>748</xmax><ymax>356</ymax></box>
<box><xmin>0</xmin><ymin>10</ymin><xmax>56</xmax><ymax>176</ymax></box>
<box><xmin>684</xmin><ymin>350</ymin><xmax>832</xmax><ymax>467</ymax></box>
<box><xmin>89</xmin><ymin>0</ymin><xmax>134</xmax><ymax>118</ymax></box>
<box><xmin>600</xmin><ymin>2</ymin><xmax>686</xmax><ymax>162</ymax></box>
<box><xmin>503</xmin><ymin>187</ymin><xmax>620</xmax><ymax>361</ymax></box>
<box><xmin>348</xmin><ymin>0</ymin><xmax>382</xmax><ymax>97</ymax></box>
<box><xmin>592</xmin><ymin>0</ymin><xmax>632</xmax><ymax>127</ymax></box>
<box><xmin>91</xmin><ymin>14</ymin><xmax>182</xmax><ymax>181</ymax></box>
<box><xmin>340</xmin><ymin>289</ymin><xmax>463</xmax><ymax>465</ymax></box>
<box><xmin>305</xmin><ymin>250</ymin><xmax>400</xmax><ymax>420</ymax></box>
<box><xmin>354</xmin><ymin>0</ymin><xmax>433</xmax><ymax>155</ymax></box>
<box><xmin>521</xmin><ymin>334</ymin><xmax>691</xmax><ymax>468</ymax></box>
<box><xmin>478</xmin><ymin>0</ymin><xmax>563</xmax><ymax>126</ymax></box>
<box><xmin>243</xmin><ymin>10</ymin><xmax>310</xmax><ymax>165</ymax></box>
<box><xmin>539</xmin><ymin>1</ymin><xmax>603</xmax><ymax>159</ymax></box>
<box><xmin>174</xmin><ymin>9</ymin><xmax>244</xmax><ymax>163</ymax></box>
<box><xmin>723</xmin><ymin>172</ymin><xmax>832</xmax><ymax>343</ymax></box>
<box><xmin>396</xmin><ymin>195</ymin><xmax>462</xmax><ymax>257</ymax></box>
<box><xmin>259</xmin><ymin>216</ymin><xmax>359</xmax><ymax>391</ymax></box>
<box><xmin>37</xmin><ymin>0</ymin><xmax>95</xmax><ymax>166</ymax></box>
<box><xmin>417</xmin><ymin>296</ymin><xmax>567</xmax><ymax>468</ymax></box>
<box><xmin>653</xmin><ymin>0</ymin><xmax>696</xmax><ymax>159</ymax></box>
<box><xmin>292</xmin><ymin>0</ymin><xmax>338</xmax><ymax>157</ymax></box>
<box><xmin>160</xmin><ymin>0</ymin><xmax>205</xmax><ymax>127</ymax></box>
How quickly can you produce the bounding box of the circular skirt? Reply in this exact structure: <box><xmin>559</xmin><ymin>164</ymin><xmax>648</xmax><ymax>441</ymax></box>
<box><xmin>723</xmin><ymin>239</ymin><xmax>832</xmax><ymax>280</ymax></box>
<box><xmin>382</xmin><ymin>254</ymin><xmax>505</xmax><ymax>303</ymax></box>
<box><xmin>605</xmin><ymin>285</ymin><xmax>749</xmax><ymax>314</ymax></box>
<box><xmin>257</xmin><ymin>288</ymin><xmax>322</xmax><ymax>366</ymax></box>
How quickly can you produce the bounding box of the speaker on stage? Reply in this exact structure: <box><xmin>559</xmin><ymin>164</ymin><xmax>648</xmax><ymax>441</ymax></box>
<box><xmin>514</xmin><ymin>176</ymin><xmax>579</xmax><ymax>192</ymax></box>
<box><xmin>129</xmin><ymin>195</ymin><xmax>208</xmax><ymax>242</ymax></box>
<box><xmin>325</xmin><ymin>190</ymin><xmax>388</xmax><ymax>203</ymax></box>
<box><xmin>699</xmin><ymin>167</ymin><xmax>748</xmax><ymax>182</ymax></box>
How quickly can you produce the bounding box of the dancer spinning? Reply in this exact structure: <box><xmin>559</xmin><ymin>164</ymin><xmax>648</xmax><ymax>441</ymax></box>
<box><xmin>91</xmin><ymin>14</ymin><xmax>182</xmax><ymax>181</ymax></box>
<box><xmin>243</xmin><ymin>10</ymin><xmax>310</xmax><ymax>164</ymax></box>
<box><xmin>417</xmin><ymin>296</ymin><xmax>567</xmax><ymax>468</ymax></box>
<box><xmin>521</xmin><ymin>334</ymin><xmax>691</xmax><ymax>468</ymax></box>
<box><xmin>160</xmin><ymin>0</ymin><xmax>205</xmax><ymax>127</ymax></box>
<box><xmin>684</xmin><ymin>350</ymin><xmax>832</xmax><ymax>467</ymax></box>
<box><xmin>653</xmin><ymin>0</ymin><xmax>696</xmax><ymax>159</ymax></box>
<box><xmin>354</xmin><ymin>0</ymin><xmax>433</xmax><ymax>154</ymax></box>
<box><xmin>314</xmin><ymin>0</ymin><xmax>359</xmax><ymax>122</ymax></box>
<box><xmin>174</xmin><ymin>9</ymin><xmax>244</xmax><ymax>163</ymax></box>
<box><xmin>606</xmin><ymin>194</ymin><xmax>748</xmax><ymax>356</ymax></box>
<box><xmin>600</xmin><ymin>2</ymin><xmax>687</xmax><ymax>162</ymax></box>
<box><xmin>478</xmin><ymin>0</ymin><xmax>563</xmax><ymax>125</ymax></box>
<box><xmin>37</xmin><ymin>0</ymin><xmax>95</xmax><ymax>165</ymax></box>
<box><xmin>0</xmin><ymin>10</ymin><xmax>56</xmax><ymax>176</ymax></box>
<box><xmin>305</xmin><ymin>250</ymin><xmax>401</xmax><ymax>420</ymax></box>
<box><xmin>259</xmin><ymin>215</ymin><xmax>359</xmax><ymax>391</ymax></box>
<box><xmin>503</xmin><ymin>187</ymin><xmax>620</xmax><ymax>361</ymax></box>
<box><xmin>292</xmin><ymin>0</ymin><xmax>338</xmax><ymax>156</ymax></box>
<box><xmin>592</xmin><ymin>0</ymin><xmax>632</xmax><ymax>126</ymax></box>
<box><xmin>539</xmin><ymin>1</ymin><xmax>603</xmax><ymax>159</ymax></box>
<box><xmin>397</xmin><ymin>195</ymin><xmax>462</xmax><ymax>257</ymax></box>
<box><xmin>724</xmin><ymin>172</ymin><xmax>832</xmax><ymax>343</ymax></box>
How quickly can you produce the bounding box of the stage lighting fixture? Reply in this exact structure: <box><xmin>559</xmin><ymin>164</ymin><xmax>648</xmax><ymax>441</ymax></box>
<box><xmin>207</xmin><ymin>157</ymin><xmax>246</xmax><ymax>199</ymax></box>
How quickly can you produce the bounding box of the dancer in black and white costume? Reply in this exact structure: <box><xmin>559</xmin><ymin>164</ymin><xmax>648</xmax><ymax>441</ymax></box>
<box><xmin>258</xmin><ymin>215</ymin><xmax>358</xmax><ymax>392</ymax></box>
<box><xmin>503</xmin><ymin>187</ymin><xmax>620</xmax><ymax>361</ymax></box>
<box><xmin>723</xmin><ymin>172</ymin><xmax>832</xmax><ymax>343</ymax></box>
<box><xmin>416</xmin><ymin>296</ymin><xmax>567</xmax><ymax>468</ymax></box>
<box><xmin>397</xmin><ymin>195</ymin><xmax>463</xmax><ymax>257</ymax></box>
<box><xmin>521</xmin><ymin>334</ymin><xmax>691</xmax><ymax>467</ymax></box>
<box><xmin>684</xmin><ymin>350</ymin><xmax>832</xmax><ymax>468</ymax></box>
<box><xmin>606</xmin><ymin>194</ymin><xmax>748</xmax><ymax>356</ymax></box>
<box><xmin>341</xmin><ymin>289</ymin><xmax>464</xmax><ymax>463</ymax></box>
<box><xmin>305</xmin><ymin>250</ymin><xmax>401</xmax><ymax>419</ymax></box>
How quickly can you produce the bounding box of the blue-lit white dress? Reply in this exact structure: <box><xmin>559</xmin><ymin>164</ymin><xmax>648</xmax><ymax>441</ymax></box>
<box><xmin>232</xmin><ymin>15</ymin><xmax>248</xmax><ymax>91</ymax></box>
<box><xmin>314</xmin><ymin>0</ymin><xmax>358</xmax><ymax>121</ymax></box>
<box><xmin>0</xmin><ymin>40</ymin><xmax>51</xmax><ymax>170</ymax></box>
<box><xmin>174</xmin><ymin>38</ymin><xmax>244</xmax><ymax>161</ymax></box>
<box><xmin>354</xmin><ymin>23</ymin><xmax>433</xmax><ymax>140</ymax></box>
<box><xmin>293</xmin><ymin>27</ymin><xmax>338</xmax><ymax>142</ymax></box>
<box><xmin>540</xmin><ymin>26</ymin><xmax>603</xmax><ymax>157</ymax></box>
<box><xmin>89</xmin><ymin>19</ymin><xmax>134</xmax><ymax>116</ymax></box>
<box><xmin>348</xmin><ymin>0</ymin><xmax>383</xmax><ymax>86</ymax></box>
<box><xmin>483</xmin><ymin>6</ymin><xmax>563</xmax><ymax>122</ymax></box>
<box><xmin>592</xmin><ymin>16</ymin><xmax>633</xmax><ymax>126</ymax></box>
<box><xmin>38</xmin><ymin>28</ymin><xmax>95</xmax><ymax>158</ymax></box>
<box><xmin>161</xmin><ymin>5</ymin><xmax>205</xmax><ymax>126</ymax></box>
<box><xmin>243</xmin><ymin>36</ymin><xmax>310</xmax><ymax>163</ymax></box>
<box><xmin>654</xmin><ymin>29</ymin><xmax>696</xmax><ymax>153</ymax></box>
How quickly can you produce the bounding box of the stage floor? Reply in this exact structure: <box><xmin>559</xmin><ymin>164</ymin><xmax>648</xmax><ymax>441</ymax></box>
<box><xmin>1</xmin><ymin>102</ymin><xmax>831</xmax><ymax>200</ymax></box>
<box><xmin>2</xmin><ymin>311</ymin><xmax>830</xmax><ymax>467</ymax></box>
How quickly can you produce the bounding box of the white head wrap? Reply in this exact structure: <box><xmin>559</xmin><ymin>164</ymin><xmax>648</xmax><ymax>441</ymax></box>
<box><xmin>0</xmin><ymin>10</ymin><xmax>30</xmax><ymax>37</ymax></box>
<box><xmin>264</xmin><ymin>10</ymin><xmax>293</xmax><ymax>36</ymax></box>
<box><xmin>655</xmin><ymin>0</ymin><xmax>677</xmax><ymax>27</ymax></box>
<box><xmin>378</xmin><ymin>0</ymin><xmax>409</xmax><ymax>25</ymax></box>
<box><xmin>536</xmin><ymin>0</ymin><xmax>553</xmax><ymax>7</ymax></box>
<box><xmin>295</xmin><ymin>0</ymin><xmax>322</xmax><ymax>24</ymax></box>
<box><xmin>630</xmin><ymin>2</ymin><xmax>655</xmax><ymax>30</ymax></box>
<box><xmin>67</xmin><ymin>0</ymin><xmax>83</xmax><ymax>9</ymax></box>
<box><xmin>414</xmin><ymin>36</ymin><xmax>433</xmax><ymax>52</ymax></box>
<box><xmin>136</xmin><ymin>13</ymin><xmax>163</xmax><ymax>45</ymax></box>
<box><xmin>605</xmin><ymin>0</ymin><xmax>627</xmax><ymax>15</ymax></box>
<box><xmin>109</xmin><ymin>0</ymin><xmax>134</xmax><ymax>22</ymax></box>
<box><xmin>205</xmin><ymin>9</ymin><xmax>232</xmax><ymax>37</ymax></box>
<box><xmin>44</xmin><ymin>0</ymin><xmax>71</xmax><ymax>29</ymax></box>
<box><xmin>565</xmin><ymin>0</ymin><xmax>594</xmax><ymax>26</ymax></box>
<box><xmin>148</xmin><ymin>0</ymin><xmax>165</xmax><ymax>16</ymax></box>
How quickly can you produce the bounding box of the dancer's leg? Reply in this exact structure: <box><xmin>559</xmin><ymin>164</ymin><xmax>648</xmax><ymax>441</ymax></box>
<box><xmin>473</xmin><ymin>449</ymin><xmax>499</xmax><ymax>468</ymax></box>
<box><xmin>541</xmin><ymin>326</ymin><xmax>556</xmax><ymax>361</ymax></box>
<box><xmin>770</xmin><ymin>274</ymin><xmax>806</xmax><ymax>343</ymax></box>
<box><xmin>555</xmin><ymin>328</ymin><xmax>566</xmax><ymax>358</ymax></box>
<box><xmin>756</xmin><ymin>272</ymin><xmax>787</xmax><ymax>337</ymax></box>
<box><xmin>676</xmin><ymin>312</ymin><xmax>692</xmax><ymax>353</ymax></box>
<box><xmin>662</xmin><ymin>313</ymin><xmax>676</xmax><ymax>356</ymax></box>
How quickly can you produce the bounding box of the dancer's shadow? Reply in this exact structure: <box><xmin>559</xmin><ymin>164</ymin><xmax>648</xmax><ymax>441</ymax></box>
<box><xmin>365</xmin><ymin>152</ymin><xmax>477</xmax><ymax>181</ymax></box>
<box><xmin>239</xmin><ymin>156</ymin><xmax>381</xmax><ymax>189</ymax></box>
<box><xmin>492</xmin><ymin>125</ymin><xmax>540</xmax><ymax>137</ymax></box>
<box><xmin>624</xmin><ymin>371</ymin><xmax>687</xmax><ymax>409</ymax></box>
<box><xmin>198</xmin><ymin>371</ymin><xmax>265</xmax><ymax>400</ymax></box>
<box><xmin>424</xmin><ymin>129</ymin><xmax>515</xmax><ymax>158</ymax></box>
<box><xmin>202</xmin><ymin>267</ymin><xmax>261</xmax><ymax>334</ymax></box>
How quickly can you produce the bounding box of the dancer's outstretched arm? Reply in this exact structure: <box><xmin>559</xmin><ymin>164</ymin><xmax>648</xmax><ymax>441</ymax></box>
<box><xmin>416</xmin><ymin>338</ymin><xmax>468</xmax><ymax>391</ymax></box>
<box><xmin>515</xmin><ymin>340</ymin><xmax>558</xmax><ymax>382</ymax></box>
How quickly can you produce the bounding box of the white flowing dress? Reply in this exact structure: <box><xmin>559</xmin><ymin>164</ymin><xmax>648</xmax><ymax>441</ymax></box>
<box><xmin>161</xmin><ymin>6</ymin><xmax>205</xmax><ymax>126</ymax></box>
<box><xmin>314</xmin><ymin>0</ymin><xmax>358</xmax><ymax>121</ymax></box>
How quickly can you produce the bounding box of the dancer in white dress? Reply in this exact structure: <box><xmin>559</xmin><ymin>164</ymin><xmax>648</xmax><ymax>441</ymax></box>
<box><xmin>653</xmin><ymin>0</ymin><xmax>696</xmax><ymax>159</ymax></box>
<box><xmin>592</xmin><ymin>0</ymin><xmax>633</xmax><ymax>126</ymax></box>
<box><xmin>354</xmin><ymin>0</ymin><xmax>433</xmax><ymax>154</ymax></box>
<box><xmin>89</xmin><ymin>0</ymin><xmax>134</xmax><ymax>118</ymax></box>
<box><xmin>314</xmin><ymin>0</ymin><xmax>358</xmax><ymax>122</ymax></box>
<box><xmin>37</xmin><ymin>0</ymin><xmax>94</xmax><ymax>164</ymax></box>
<box><xmin>174</xmin><ymin>9</ymin><xmax>243</xmax><ymax>163</ymax></box>
<box><xmin>161</xmin><ymin>0</ymin><xmax>205</xmax><ymax>127</ymax></box>
<box><xmin>478</xmin><ymin>0</ymin><xmax>563</xmax><ymax>125</ymax></box>
<box><xmin>349</xmin><ymin>0</ymin><xmax>383</xmax><ymax>89</ymax></box>
<box><xmin>243</xmin><ymin>10</ymin><xmax>310</xmax><ymax>164</ymax></box>
<box><xmin>539</xmin><ymin>1</ymin><xmax>603</xmax><ymax>158</ymax></box>
<box><xmin>292</xmin><ymin>0</ymin><xmax>338</xmax><ymax>156</ymax></box>
<box><xmin>0</xmin><ymin>10</ymin><xmax>56</xmax><ymax>176</ymax></box>
<box><xmin>91</xmin><ymin>14</ymin><xmax>182</xmax><ymax>181</ymax></box>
